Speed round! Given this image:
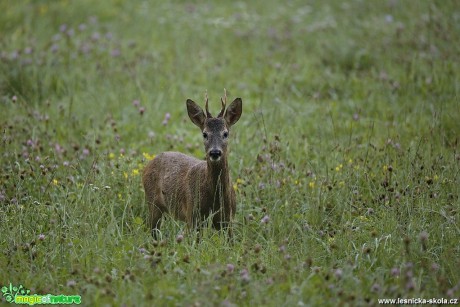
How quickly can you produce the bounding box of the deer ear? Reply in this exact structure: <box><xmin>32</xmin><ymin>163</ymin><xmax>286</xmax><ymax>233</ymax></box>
<box><xmin>224</xmin><ymin>98</ymin><xmax>242</xmax><ymax>127</ymax></box>
<box><xmin>186</xmin><ymin>99</ymin><xmax>206</xmax><ymax>130</ymax></box>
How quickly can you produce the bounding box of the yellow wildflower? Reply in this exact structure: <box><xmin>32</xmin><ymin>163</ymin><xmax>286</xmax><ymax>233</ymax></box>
<box><xmin>143</xmin><ymin>152</ymin><xmax>155</xmax><ymax>161</ymax></box>
<box><xmin>52</xmin><ymin>179</ymin><xmax>58</xmax><ymax>186</ymax></box>
<box><xmin>309</xmin><ymin>181</ymin><xmax>315</xmax><ymax>189</ymax></box>
<box><xmin>358</xmin><ymin>215</ymin><xmax>369</xmax><ymax>222</ymax></box>
<box><xmin>109</xmin><ymin>152</ymin><xmax>115</xmax><ymax>160</ymax></box>
<box><xmin>132</xmin><ymin>169</ymin><xmax>140</xmax><ymax>176</ymax></box>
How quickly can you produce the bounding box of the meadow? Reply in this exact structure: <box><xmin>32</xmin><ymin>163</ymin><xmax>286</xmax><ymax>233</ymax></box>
<box><xmin>1</xmin><ymin>0</ymin><xmax>459</xmax><ymax>305</ymax></box>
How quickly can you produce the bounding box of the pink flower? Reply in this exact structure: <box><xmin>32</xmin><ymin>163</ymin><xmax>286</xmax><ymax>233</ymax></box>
<box><xmin>261</xmin><ymin>215</ymin><xmax>270</xmax><ymax>224</ymax></box>
<box><xmin>226</xmin><ymin>264</ymin><xmax>235</xmax><ymax>274</ymax></box>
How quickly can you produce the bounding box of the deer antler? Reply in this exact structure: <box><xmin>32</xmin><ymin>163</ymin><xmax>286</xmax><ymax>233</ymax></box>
<box><xmin>218</xmin><ymin>88</ymin><xmax>227</xmax><ymax>118</ymax></box>
<box><xmin>205</xmin><ymin>90</ymin><xmax>212</xmax><ymax>118</ymax></box>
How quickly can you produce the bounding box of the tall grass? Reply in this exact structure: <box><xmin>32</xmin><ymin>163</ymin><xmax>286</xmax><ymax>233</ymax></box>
<box><xmin>1</xmin><ymin>0</ymin><xmax>459</xmax><ymax>305</ymax></box>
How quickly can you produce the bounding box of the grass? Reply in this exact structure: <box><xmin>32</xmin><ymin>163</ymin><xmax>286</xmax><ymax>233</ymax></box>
<box><xmin>1</xmin><ymin>0</ymin><xmax>459</xmax><ymax>305</ymax></box>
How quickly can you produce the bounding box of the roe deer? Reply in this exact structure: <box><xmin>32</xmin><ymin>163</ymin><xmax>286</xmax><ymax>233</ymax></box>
<box><xmin>142</xmin><ymin>90</ymin><xmax>242</xmax><ymax>238</ymax></box>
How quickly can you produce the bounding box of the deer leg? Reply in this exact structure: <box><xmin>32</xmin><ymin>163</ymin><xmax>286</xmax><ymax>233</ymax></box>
<box><xmin>145</xmin><ymin>184</ymin><xmax>166</xmax><ymax>239</ymax></box>
<box><xmin>148</xmin><ymin>203</ymin><xmax>164</xmax><ymax>239</ymax></box>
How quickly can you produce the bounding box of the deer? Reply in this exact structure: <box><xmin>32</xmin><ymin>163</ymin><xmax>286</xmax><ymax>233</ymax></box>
<box><xmin>142</xmin><ymin>90</ymin><xmax>242</xmax><ymax>239</ymax></box>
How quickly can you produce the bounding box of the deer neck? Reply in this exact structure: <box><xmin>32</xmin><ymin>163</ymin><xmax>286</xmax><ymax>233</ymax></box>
<box><xmin>206</xmin><ymin>158</ymin><xmax>230</xmax><ymax>206</ymax></box>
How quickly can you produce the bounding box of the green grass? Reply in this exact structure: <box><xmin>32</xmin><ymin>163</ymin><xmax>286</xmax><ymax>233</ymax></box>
<box><xmin>1</xmin><ymin>0</ymin><xmax>459</xmax><ymax>305</ymax></box>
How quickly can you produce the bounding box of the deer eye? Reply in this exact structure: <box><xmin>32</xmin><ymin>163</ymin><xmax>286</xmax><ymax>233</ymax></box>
<box><xmin>223</xmin><ymin>131</ymin><xmax>229</xmax><ymax>139</ymax></box>
<box><xmin>203</xmin><ymin>132</ymin><xmax>208</xmax><ymax>139</ymax></box>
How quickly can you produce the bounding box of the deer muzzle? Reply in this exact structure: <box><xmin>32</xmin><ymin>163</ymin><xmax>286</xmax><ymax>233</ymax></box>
<box><xmin>209</xmin><ymin>149</ymin><xmax>222</xmax><ymax>161</ymax></box>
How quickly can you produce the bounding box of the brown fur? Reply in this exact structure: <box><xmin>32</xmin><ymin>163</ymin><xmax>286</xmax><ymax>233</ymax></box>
<box><xmin>142</xmin><ymin>95</ymin><xmax>242</xmax><ymax>237</ymax></box>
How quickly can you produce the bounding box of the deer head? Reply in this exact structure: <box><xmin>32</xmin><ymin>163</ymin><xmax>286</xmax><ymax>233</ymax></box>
<box><xmin>186</xmin><ymin>90</ymin><xmax>242</xmax><ymax>163</ymax></box>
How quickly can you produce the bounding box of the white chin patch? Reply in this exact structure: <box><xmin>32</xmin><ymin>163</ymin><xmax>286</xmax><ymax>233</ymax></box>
<box><xmin>210</xmin><ymin>156</ymin><xmax>221</xmax><ymax>162</ymax></box>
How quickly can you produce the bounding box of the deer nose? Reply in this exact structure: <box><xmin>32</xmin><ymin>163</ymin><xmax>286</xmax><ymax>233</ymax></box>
<box><xmin>209</xmin><ymin>149</ymin><xmax>222</xmax><ymax>160</ymax></box>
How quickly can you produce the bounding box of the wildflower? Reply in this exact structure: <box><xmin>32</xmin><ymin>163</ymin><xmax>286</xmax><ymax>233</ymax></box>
<box><xmin>419</xmin><ymin>230</ymin><xmax>428</xmax><ymax>250</ymax></box>
<box><xmin>123</xmin><ymin>172</ymin><xmax>128</xmax><ymax>180</ymax></box>
<box><xmin>236</xmin><ymin>178</ymin><xmax>244</xmax><ymax>185</ymax></box>
<box><xmin>226</xmin><ymin>264</ymin><xmax>235</xmax><ymax>274</ymax></box>
<box><xmin>176</xmin><ymin>234</ymin><xmax>184</xmax><ymax>243</ymax></box>
<box><xmin>110</xmin><ymin>49</ymin><xmax>121</xmax><ymax>57</ymax></box>
<box><xmin>139</xmin><ymin>107</ymin><xmax>145</xmax><ymax>115</ymax></box>
<box><xmin>109</xmin><ymin>152</ymin><xmax>115</xmax><ymax>160</ymax></box>
<box><xmin>390</xmin><ymin>267</ymin><xmax>400</xmax><ymax>277</ymax></box>
<box><xmin>162</xmin><ymin>113</ymin><xmax>171</xmax><ymax>126</ymax></box>
<box><xmin>261</xmin><ymin>215</ymin><xmax>270</xmax><ymax>224</ymax></box>
<box><xmin>430</xmin><ymin>263</ymin><xmax>440</xmax><ymax>272</ymax></box>
<box><xmin>233</xmin><ymin>183</ymin><xmax>238</xmax><ymax>191</ymax></box>
<box><xmin>338</xmin><ymin>181</ymin><xmax>345</xmax><ymax>187</ymax></box>
<box><xmin>50</xmin><ymin>44</ymin><xmax>59</xmax><ymax>53</ymax></box>
<box><xmin>91</xmin><ymin>32</ymin><xmax>100</xmax><ymax>41</ymax></box>
<box><xmin>334</xmin><ymin>269</ymin><xmax>343</xmax><ymax>279</ymax></box>
<box><xmin>66</xmin><ymin>280</ymin><xmax>76</xmax><ymax>288</ymax></box>
<box><xmin>143</xmin><ymin>152</ymin><xmax>155</xmax><ymax>161</ymax></box>
<box><xmin>419</xmin><ymin>231</ymin><xmax>428</xmax><ymax>242</ymax></box>
<box><xmin>38</xmin><ymin>234</ymin><xmax>45</xmax><ymax>241</ymax></box>
<box><xmin>132</xmin><ymin>169</ymin><xmax>139</xmax><ymax>176</ymax></box>
<box><xmin>308</xmin><ymin>181</ymin><xmax>315</xmax><ymax>189</ymax></box>
<box><xmin>358</xmin><ymin>215</ymin><xmax>368</xmax><ymax>222</ymax></box>
<box><xmin>52</xmin><ymin>179</ymin><xmax>59</xmax><ymax>186</ymax></box>
<box><xmin>240</xmin><ymin>269</ymin><xmax>250</xmax><ymax>283</ymax></box>
<box><xmin>12</xmin><ymin>95</ymin><xmax>17</xmax><ymax>103</ymax></box>
<box><xmin>371</xmin><ymin>283</ymin><xmax>381</xmax><ymax>293</ymax></box>
<box><xmin>335</xmin><ymin>164</ymin><xmax>343</xmax><ymax>172</ymax></box>
<box><xmin>132</xmin><ymin>100</ymin><xmax>140</xmax><ymax>107</ymax></box>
